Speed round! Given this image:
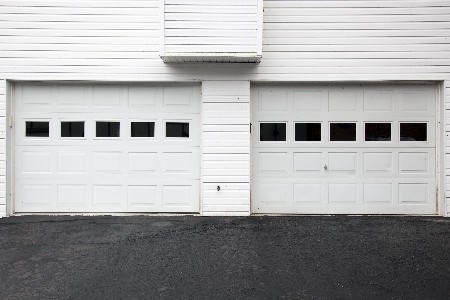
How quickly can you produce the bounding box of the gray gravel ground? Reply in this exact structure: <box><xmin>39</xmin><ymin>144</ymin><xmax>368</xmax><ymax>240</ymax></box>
<box><xmin>0</xmin><ymin>216</ymin><xmax>449</xmax><ymax>299</ymax></box>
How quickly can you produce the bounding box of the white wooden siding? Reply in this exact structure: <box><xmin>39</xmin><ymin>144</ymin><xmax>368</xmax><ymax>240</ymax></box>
<box><xmin>0</xmin><ymin>0</ymin><xmax>449</xmax><ymax>216</ymax></box>
<box><xmin>161</xmin><ymin>0</ymin><xmax>262</xmax><ymax>62</ymax></box>
<box><xmin>202</xmin><ymin>81</ymin><xmax>250</xmax><ymax>216</ymax></box>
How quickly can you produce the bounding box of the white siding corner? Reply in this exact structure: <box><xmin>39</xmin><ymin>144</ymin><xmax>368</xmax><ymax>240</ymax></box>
<box><xmin>445</xmin><ymin>81</ymin><xmax>450</xmax><ymax>217</ymax></box>
<box><xmin>0</xmin><ymin>79</ymin><xmax>5</xmax><ymax>217</ymax></box>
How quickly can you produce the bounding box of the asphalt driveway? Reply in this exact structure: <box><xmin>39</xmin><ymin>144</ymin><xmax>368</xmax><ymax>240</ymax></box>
<box><xmin>0</xmin><ymin>216</ymin><xmax>449</xmax><ymax>299</ymax></box>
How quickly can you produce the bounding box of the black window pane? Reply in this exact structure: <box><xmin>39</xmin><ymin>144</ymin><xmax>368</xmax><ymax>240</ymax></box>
<box><xmin>400</xmin><ymin>123</ymin><xmax>427</xmax><ymax>141</ymax></box>
<box><xmin>295</xmin><ymin>123</ymin><xmax>321</xmax><ymax>141</ymax></box>
<box><xmin>61</xmin><ymin>121</ymin><xmax>84</xmax><ymax>138</ymax></box>
<box><xmin>166</xmin><ymin>122</ymin><xmax>189</xmax><ymax>138</ymax></box>
<box><xmin>365</xmin><ymin>123</ymin><xmax>391</xmax><ymax>141</ymax></box>
<box><xmin>96</xmin><ymin>121</ymin><xmax>120</xmax><ymax>137</ymax></box>
<box><xmin>330</xmin><ymin>123</ymin><xmax>356</xmax><ymax>141</ymax></box>
<box><xmin>131</xmin><ymin>122</ymin><xmax>155</xmax><ymax>137</ymax></box>
<box><xmin>26</xmin><ymin>121</ymin><xmax>49</xmax><ymax>137</ymax></box>
<box><xmin>260</xmin><ymin>123</ymin><xmax>286</xmax><ymax>141</ymax></box>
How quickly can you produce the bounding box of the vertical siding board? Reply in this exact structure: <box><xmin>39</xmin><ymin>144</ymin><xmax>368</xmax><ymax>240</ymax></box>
<box><xmin>202</xmin><ymin>81</ymin><xmax>251</xmax><ymax>216</ymax></box>
<box><xmin>0</xmin><ymin>79</ymin><xmax>5</xmax><ymax>216</ymax></box>
<box><xmin>441</xmin><ymin>80</ymin><xmax>450</xmax><ymax>216</ymax></box>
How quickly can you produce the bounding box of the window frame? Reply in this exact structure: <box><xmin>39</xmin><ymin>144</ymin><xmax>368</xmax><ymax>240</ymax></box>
<box><xmin>94</xmin><ymin>120</ymin><xmax>121</xmax><ymax>139</ymax></box>
<box><xmin>129</xmin><ymin>120</ymin><xmax>156</xmax><ymax>140</ymax></box>
<box><xmin>60</xmin><ymin>120</ymin><xmax>86</xmax><ymax>140</ymax></box>
<box><xmin>293</xmin><ymin>122</ymin><xmax>322</xmax><ymax>143</ymax></box>
<box><xmin>399</xmin><ymin>121</ymin><xmax>428</xmax><ymax>142</ymax></box>
<box><xmin>329</xmin><ymin>121</ymin><xmax>358</xmax><ymax>142</ymax></box>
<box><xmin>364</xmin><ymin>122</ymin><xmax>392</xmax><ymax>143</ymax></box>
<box><xmin>164</xmin><ymin>120</ymin><xmax>191</xmax><ymax>139</ymax></box>
<box><xmin>259</xmin><ymin>121</ymin><xmax>288</xmax><ymax>142</ymax></box>
<box><xmin>25</xmin><ymin>119</ymin><xmax>51</xmax><ymax>138</ymax></box>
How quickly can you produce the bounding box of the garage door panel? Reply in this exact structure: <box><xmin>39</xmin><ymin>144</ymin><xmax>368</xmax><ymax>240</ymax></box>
<box><xmin>363</xmin><ymin>183</ymin><xmax>393</xmax><ymax>204</ymax></box>
<box><xmin>93</xmin><ymin>152</ymin><xmax>123</xmax><ymax>173</ymax></box>
<box><xmin>259</xmin><ymin>90</ymin><xmax>289</xmax><ymax>112</ymax></box>
<box><xmin>293</xmin><ymin>90</ymin><xmax>327</xmax><ymax>112</ymax></box>
<box><xmin>128</xmin><ymin>152</ymin><xmax>157</xmax><ymax>173</ymax></box>
<box><xmin>57</xmin><ymin>184</ymin><xmax>89</xmax><ymax>207</ymax></box>
<box><xmin>258</xmin><ymin>152</ymin><xmax>289</xmax><ymax>175</ymax></box>
<box><xmin>58</xmin><ymin>152</ymin><xmax>88</xmax><ymax>174</ymax></box>
<box><xmin>252</xmin><ymin>84</ymin><xmax>437</xmax><ymax>215</ymax></box>
<box><xmin>16</xmin><ymin>182</ymin><xmax>54</xmax><ymax>208</ymax></box>
<box><xmin>399</xmin><ymin>90</ymin><xmax>434</xmax><ymax>114</ymax></box>
<box><xmin>92</xmin><ymin>86</ymin><xmax>124</xmax><ymax>107</ymax></box>
<box><xmin>253</xmin><ymin>180</ymin><xmax>291</xmax><ymax>210</ymax></box>
<box><xmin>328</xmin><ymin>183</ymin><xmax>358</xmax><ymax>204</ymax></box>
<box><xmin>293</xmin><ymin>152</ymin><xmax>323</xmax><ymax>173</ymax></box>
<box><xmin>92</xmin><ymin>185</ymin><xmax>124</xmax><ymax>208</ymax></box>
<box><xmin>399</xmin><ymin>152</ymin><xmax>429</xmax><ymax>174</ymax></box>
<box><xmin>14</xmin><ymin>83</ymin><xmax>201</xmax><ymax>213</ymax></box>
<box><xmin>363</xmin><ymin>152</ymin><xmax>393</xmax><ymax>174</ymax></box>
<box><xmin>20</xmin><ymin>85</ymin><xmax>54</xmax><ymax>107</ymax></box>
<box><xmin>328</xmin><ymin>90</ymin><xmax>361</xmax><ymax>112</ymax></box>
<box><xmin>363</xmin><ymin>90</ymin><xmax>396</xmax><ymax>113</ymax></box>
<box><xmin>328</xmin><ymin>152</ymin><xmax>357</xmax><ymax>173</ymax></box>
<box><xmin>128</xmin><ymin>86</ymin><xmax>158</xmax><ymax>108</ymax></box>
<box><xmin>293</xmin><ymin>183</ymin><xmax>323</xmax><ymax>205</ymax></box>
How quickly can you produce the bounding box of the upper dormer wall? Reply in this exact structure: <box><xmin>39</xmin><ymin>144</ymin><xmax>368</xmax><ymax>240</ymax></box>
<box><xmin>160</xmin><ymin>0</ymin><xmax>263</xmax><ymax>63</ymax></box>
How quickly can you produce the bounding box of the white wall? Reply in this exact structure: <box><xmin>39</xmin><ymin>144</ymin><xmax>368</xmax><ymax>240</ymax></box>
<box><xmin>0</xmin><ymin>0</ymin><xmax>449</xmax><ymax>216</ymax></box>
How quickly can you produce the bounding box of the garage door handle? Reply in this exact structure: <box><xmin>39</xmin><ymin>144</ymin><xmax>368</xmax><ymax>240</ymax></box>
<box><xmin>324</xmin><ymin>164</ymin><xmax>328</xmax><ymax>170</ymax></box>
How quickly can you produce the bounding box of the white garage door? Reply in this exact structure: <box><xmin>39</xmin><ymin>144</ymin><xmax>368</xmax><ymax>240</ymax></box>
<box><xmin>251</xmin><ymin>84</ymin><xmax>437</xmax><ymax>214</ymax></box>
<box><xmin>14</xmin><ymin>83</ymin><xmax>200</xmax><ymax>213</ymax></box>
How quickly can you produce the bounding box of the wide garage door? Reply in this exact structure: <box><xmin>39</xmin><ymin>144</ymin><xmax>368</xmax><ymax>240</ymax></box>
<box><xmin>251</xmin><ymin>84</ymin><xmax>437</xmax><ymax>214</ymax></box>
<box><xmin>14</xmin><ymin>83</ymin><xmax>200</xmax><ymax>213</ymax></box>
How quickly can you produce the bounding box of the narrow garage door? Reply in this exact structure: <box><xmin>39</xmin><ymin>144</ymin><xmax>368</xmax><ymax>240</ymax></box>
<box><xmin>14</xmin><ymin>83</ymin><xmax>200</xmax><ymax>213</ymax></box>
<box><xmin>251</xmin><ymin>84</ymin><xmax>437</xmax><ymax>214</ymax></box>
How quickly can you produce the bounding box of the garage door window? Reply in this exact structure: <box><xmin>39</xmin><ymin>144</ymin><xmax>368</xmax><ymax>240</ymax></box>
<box><xmin>295</xmin><ymin>123</ymin><xmax>321</xmax><ymax>141</ymax></box>
<box><xmin>61</xmin><ymin>121</ymin><xmax>85</xmax><ymax>138</ymax></box>
<box><xmin>365</xmin><ymin>123</ymin><xmax>391</xmax><ymax>141</ymax></box>
<box><xmin>400</xmin><ymin>123</ymin><xmax>427</xmax><ymax>141</ymax></box>
<box><xmin>260</xmin><ymin>123</ymin><xmax>286</xmax><ymax>141</ymax></box>
<box><xmin>330</xmin><ymin>123</ymin><xmax>356</xmax><ymax>141</ymax></box>
<box><xmin>166</xmin><ymin>122</ymin><xmax>189</xmax><ymax>138</ymax></box>
<box><xmin>26</xmin><ymin>121</ymin><xmax>49</xmax><ymax>137</ymax></box>
<box><xmin>131</xmin><ymin>122</ymin><xmax>155</xmax><ymax>138</ymax></box>
<box><xmin>96</xmin><ymin>121</ymin><xmax>120</xmax><ymax>138</ymax></box>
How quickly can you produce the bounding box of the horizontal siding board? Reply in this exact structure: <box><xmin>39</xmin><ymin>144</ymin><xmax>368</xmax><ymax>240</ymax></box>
<box><xmin>0</xmin><ymin>22</ymin><xmax>158</xmax><ymax>30</ymax></box>
<box><xmin>166</xmin><ymin>6</ymin><xmax>256</xmax><ymax>14</ymax></box>
<box><xmin>263</xmin><ymin>1</ymin><xmax>450</xmax><ymax>8</ymax></box>
<box><xmin>264</xmin><ymin>15</ymin><xmax>450</xmax><ymax>22</ymax></box>
<box><xmin>264</xmin><ymin>7</ymin><xmax>450</xmax><ymax>15</ymax></box>
<box><xmin>264</xmin><ymin>23</ymin><xmax>450</xmax><ymax>30</ymax></box>
<box><xmin>0</xmin><ymin>1</ymin><xmax>159</xmax><ymax>7</ymax></box>
<box><xmin>0</xmin><ymin>7</ymin><xmax>158</xmax><ymax>15</ymax></box>
<box><xmin>203</xmin><ymin>176</ymin><xmax>250</xmax><ymax>183</ymax></box>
